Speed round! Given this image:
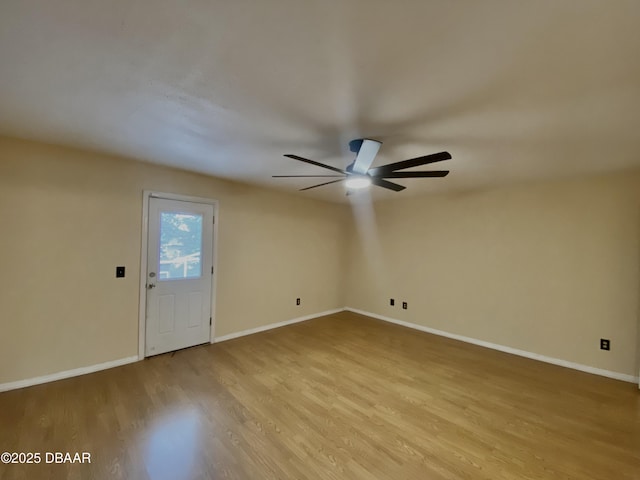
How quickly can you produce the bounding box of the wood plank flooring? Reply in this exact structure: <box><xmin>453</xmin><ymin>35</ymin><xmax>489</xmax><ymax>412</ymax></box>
<box><xmin>1</xmin><ymin>311</ymin><xmax>639</xmax><ymax>479</ymax></box>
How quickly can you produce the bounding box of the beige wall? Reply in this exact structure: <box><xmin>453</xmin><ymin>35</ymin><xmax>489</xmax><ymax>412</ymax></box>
<box><xmin>0</xmin><ymin>137</ymin><xmax>348</xmax><ymax>384</ymax></box>
<box><xmin>346</xmin><ymin>172</ymin><xmax>640</xmax><ymax>377</ymax></box>
<box><xmin>2</xmin><ymin>135</ymin><xmax>638</xmax><ymax>386</ymax></box>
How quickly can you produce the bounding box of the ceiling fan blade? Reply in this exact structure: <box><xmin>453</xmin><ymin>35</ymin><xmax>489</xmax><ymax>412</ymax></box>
<box><xmin>299</xmin><ymin>179</ymin><xmax>345</xmax><ymax>191</ymax></box>
<box><xmin>368</xmin><ymin>151</ymin><xmax>451</xmax><ymax>176</ymax></box>
<box><xmin>371</xmin><ymin>177</ymin><xmax>406</xmax><ymax>192</ymax></box>
<box><xmin>272</xmin><ymin>175</ymin><xmax>344</xmax><ymax>178</ymax></box>
<box><xmin>378</xmin><ymin>171</ymin><xmax>449</xmax><ymax>178</ymax></box>
<box><xmin>351</xmin><ymin>139</ymin><xmax>382</xmax><ymax>174</ymax></box>
<box><xmin>284</xmin><ymin>154</ymin><xmax>346</xmax><ymax>174</ymax></box>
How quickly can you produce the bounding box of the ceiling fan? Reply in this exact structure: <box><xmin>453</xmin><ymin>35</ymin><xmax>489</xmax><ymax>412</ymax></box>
<box><xmin>273</xmin><ymin>139</ymin><xmax>451</xmax><ymax>193</ymax></box>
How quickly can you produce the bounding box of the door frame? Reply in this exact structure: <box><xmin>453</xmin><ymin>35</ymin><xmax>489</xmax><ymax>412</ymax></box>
<box><xmin>138</xmin><ymin>190</ymin><xmax>219</xmax><ymax>360</ymax></box>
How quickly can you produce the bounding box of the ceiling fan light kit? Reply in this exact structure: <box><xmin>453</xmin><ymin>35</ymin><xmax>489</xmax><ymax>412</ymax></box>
<box><xmin>344</xmin><ymin>176</ymin><xmax>371</xmax><ymax>189</ymax></box>
<box><xmin>274</xmin><ymin>139</ymin><xmax>451</xmax><ymax>194</ymax></box>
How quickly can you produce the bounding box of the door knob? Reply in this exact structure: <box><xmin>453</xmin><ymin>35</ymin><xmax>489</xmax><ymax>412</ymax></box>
<box><xmin>147</xmin><ymin>283</ymin><xmax>156</xmax><ymax>289</ymax></box>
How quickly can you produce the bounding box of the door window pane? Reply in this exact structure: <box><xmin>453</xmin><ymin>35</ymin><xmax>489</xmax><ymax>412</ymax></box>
<box><xmin>159</xmin><ymin>212</ymin><xmax>203</xmax><ymax>280</ymax></box>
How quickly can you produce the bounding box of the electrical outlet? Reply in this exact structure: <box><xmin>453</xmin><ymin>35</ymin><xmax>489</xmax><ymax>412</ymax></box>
<box><xmin>116</xmin><ymin>266</ymin><xmax>125</xmax><ymax>278</ymax></box>
<box><xmin>296</xmin><ymin>298</ymin><xmax>300</xmax><ymax>306</ymax></box>
<box><xmin>402</xmin><ymin>301</ymin><xmax>407</xmax><ymax>310</ymax></box>
<box><xmin>600</xmin><ymin>338</ymin><xmax>610</xmax><ymax>351</ymax></box>
<box><xmin>390</xmin><ymin>298</ymin><xmax>395</xmax><ymax>306</ymax></box>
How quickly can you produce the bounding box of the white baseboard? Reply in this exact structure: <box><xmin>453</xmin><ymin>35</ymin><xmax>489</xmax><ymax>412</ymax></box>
<box><xmin>214</xmin><ymin>308</ymin><xmax>344</xmax><ymax>343</ymax></box>
<box><xmin>0</xmin><ymin>309</ymin><xmax>343</xmax><ymax>393</ymax></box>
<box><xmin>345</xmin><ymin>307</ymin><xmax>639</xmax><ymax>384</ymax></box>
<box><xmin>4</xmin><ymin>307</ymin><xmax>635</xmax><ymax>393</ymax></box>
<box><xmin>0</xmin><ymin>356</ymin><xmax>139</xmax><ymax>393</ymax></box>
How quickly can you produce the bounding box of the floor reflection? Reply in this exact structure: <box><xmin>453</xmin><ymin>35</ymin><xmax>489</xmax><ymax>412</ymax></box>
<box><xmin>144</xmin><ymin>409</ymin><xmax>201</xmax><ymax>480</ymax></box>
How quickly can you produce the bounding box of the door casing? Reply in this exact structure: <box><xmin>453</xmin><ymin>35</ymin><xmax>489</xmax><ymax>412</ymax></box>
<box><xmin>138</xmin><ymin>191</ymin><xmax>219</xmax><ymax>360</ymax></box>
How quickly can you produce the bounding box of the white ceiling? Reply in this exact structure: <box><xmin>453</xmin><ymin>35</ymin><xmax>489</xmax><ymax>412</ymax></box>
<box><xmin>1</xmin><ymin>0</ymin><xmax>640</xmax><ymax>202</ymax></box>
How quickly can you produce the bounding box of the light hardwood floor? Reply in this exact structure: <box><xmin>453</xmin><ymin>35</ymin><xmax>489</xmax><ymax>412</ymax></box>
<box><xmin>1</xmin><ymin>311</ymin><xmax>639</xmax><ymax>479</ymax></box>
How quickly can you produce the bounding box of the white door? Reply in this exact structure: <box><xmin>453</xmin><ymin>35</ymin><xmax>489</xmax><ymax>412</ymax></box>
<box><xmin>145</xmin><ymin>198</ymin><xmax>214</xmax><ymax>356</ymax></box>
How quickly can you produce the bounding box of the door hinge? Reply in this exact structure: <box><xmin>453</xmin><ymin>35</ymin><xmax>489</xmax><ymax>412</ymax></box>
<box><xmin>209</xmin><ymin>317</ymin><xmax>212</xmax><ymax>326</ymax></box>
<box><xmin>211</xmin><ymin>266</ymin><xmax>214</xmax><ymax>274</ymax></box>
<box><xmin>212</xmin><ymin>216</ymin><xmax>215</xmax><ymax>225</ymax></box>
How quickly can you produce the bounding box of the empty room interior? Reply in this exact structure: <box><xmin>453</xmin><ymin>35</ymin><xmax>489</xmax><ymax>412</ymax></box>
<box><xmin>1</xmin><ymin>1</ymin><xmax>639</xmax><ymax>479</ymax></box>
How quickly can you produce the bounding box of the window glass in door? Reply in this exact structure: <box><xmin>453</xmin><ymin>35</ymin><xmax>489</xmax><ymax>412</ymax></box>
<box><xmin>159</xmin><ymin>212</ymin><xmax>203</xmax><ymax>280</ymax></box>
